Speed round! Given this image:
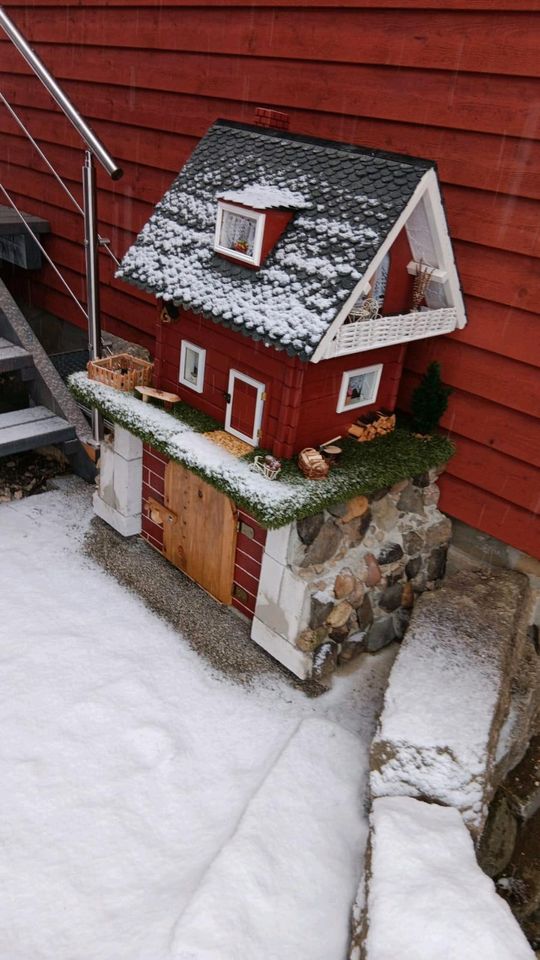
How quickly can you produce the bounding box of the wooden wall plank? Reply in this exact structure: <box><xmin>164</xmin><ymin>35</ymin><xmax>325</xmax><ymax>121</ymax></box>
<box><xmin>446</xmin><ymin>436</ymin><xmax>540</xmax><ymax>514</ymax></box>
<box><xmin>3</xmin><ymin>75</ymin><xmax>539</xmax><ymax>200</ymax></box>
<box><xmin>6</xmin><ymin>7</ymin><xmax>539</xmax><ymax>78</ymax></box>
<box><xmin>400</xmin><ymin>373</ymin><xmax>540</xmax><ymax>468</ymax></box>
<box><xmin>450</xmin><ymin>299</ymin><xmax>540</xmax><ymax>367</ymax></box>
<box><xmin>438</xmin><ymin>474</ymin><xmax>540</xmax><ymax>560</ymax></box>
<box><xmin>2</xmin><ymin>1</ymin><xmax>539</xmax><ymax>10</ymax></box>
<box><xmin>2</xmin><ymin>43</ymin><xmax>539</xmax><ymax>140</ymax></box>
<box><xmin>404</xmin><ymin>339</ymin><xmax>540</xmax><ymax>417</ymax></box>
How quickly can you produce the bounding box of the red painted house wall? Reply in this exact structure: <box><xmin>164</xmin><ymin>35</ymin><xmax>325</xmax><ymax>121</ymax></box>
<box><xmin>1</xmin><ymin>0</ymin><xmax>538</xmax><ymax>557</ymax></box>
<box><xmin>296</xmin><ymin>346</ymin><xmax>403</xmax><ymax>451</ymax></box>
<box><xmin>157</xmin><ymin>308</ymin><xmax>305</xmax><ymax>458</ymax></box>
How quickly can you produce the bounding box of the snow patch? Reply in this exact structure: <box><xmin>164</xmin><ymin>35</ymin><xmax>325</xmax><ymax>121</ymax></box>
<box><xmin>366</xmin><ymin>796</ymin><xmax>534</xmax><ymax>960</ymax></box>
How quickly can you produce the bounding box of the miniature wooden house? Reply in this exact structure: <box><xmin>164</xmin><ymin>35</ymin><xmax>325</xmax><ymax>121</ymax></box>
<box><xmin>85</xmin><ymin>119</ymin><xmax>466</xmax><ymax>679</ymax></box>
<box><xmin>118</xmin><ymin>120</ymin><xmax>465</xmax><ymax>458</ymax></box>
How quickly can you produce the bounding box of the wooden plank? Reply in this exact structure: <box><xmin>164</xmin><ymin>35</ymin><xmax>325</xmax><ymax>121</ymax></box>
<box><xmin>450</xmin><ymin>298</ymin><xmax>540</xmax><ymax>367</ymax></box>
<box><xmin>454</xmin><ymin>241</ymin><xmax>540</xmax><ymax>313</ymax></box>
<box><xmin>446</xmin><ymin>435</ymin><xmax>540</xmax><ymax>513</ymax></box>
<box><xmin>0</xmin><ymin>405</ymin><xmax>54</xmax><ymax>428</ymax></box>
<box><xmin>0</xmin><ymin>337</ymin><xmax>32</xmax><ymax>372</ymax></box>
<box><xmin>9</xmin><ymin>7</ymin><xmax>540</xmax><ymax>77</ymax></box>
<box><xmin>0</xmin><ymin>407</ymin><xmax>75</xmax><ymax>455</ymax></box>
<box><xmin>0</xmin><ymin>204</ymin><xmax>49</xmax><ymax>235</ymax></box>
<box><xmin>404</xmin><ymin>340</ymin><xmax>540</xmax><ymax>417</ymax></box>
<box><xmin>439</xmin><ymin>473</ymin><xmax>540</xmax><ymax>561</ymax></box>
<box><xmin>444</xmin><ymin>186</ymin><xmax>540</xmax><ymax>258</ymax></box>
<box><xmin>3</xmin><ymin>78</ymin><xmax>540</xmax><ymax>200</ymax></box>
<box><xmin>164</xmin><ymin>460</ymin><xmax>237</xmax><ymax>604</ymax></box>
<box><xmin>2</xmin><ymin>43</ymin><xmax>539</xmax><ymax>140</ymax></box>
<box><xmin>2</xmin><ymin>1</ymin><xmax>539</xmax><ymax>10</ymax></box>
<box><xmin>399</xmin><ymin>373</ymin><xmax>540</xmax><ymax>468</ymax></box>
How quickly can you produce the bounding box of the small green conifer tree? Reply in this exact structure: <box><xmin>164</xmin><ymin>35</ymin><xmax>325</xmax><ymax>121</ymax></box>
<box><xmin>411</xmin><ymin>362</ymin><xmax>452</xmax><ymax>435</ymax></box>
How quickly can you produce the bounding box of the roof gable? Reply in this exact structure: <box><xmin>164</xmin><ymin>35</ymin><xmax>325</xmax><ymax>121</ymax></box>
<box><xmin>117</xmin><ymin>120</ymin><xmax>434</xmax><ymax>359</ymax></box>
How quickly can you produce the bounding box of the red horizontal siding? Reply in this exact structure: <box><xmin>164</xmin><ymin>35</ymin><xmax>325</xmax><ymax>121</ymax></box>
<box><xmin>1</xmin><ymin>1</ymin><xmax>538</xmax><ymax>558</ymax></box>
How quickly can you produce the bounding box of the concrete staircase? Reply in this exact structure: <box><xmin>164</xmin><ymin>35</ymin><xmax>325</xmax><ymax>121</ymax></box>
<box><xmin>0</xmin><ymin>279</ymin><xmax>95</xmax><ymax>478</ymax></box>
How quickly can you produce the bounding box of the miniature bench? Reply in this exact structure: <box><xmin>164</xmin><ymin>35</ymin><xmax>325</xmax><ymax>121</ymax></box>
<box><xmin>135</xmin><ymin>386</ymin><xmax>181</xmax><ymax>410</ymax></box>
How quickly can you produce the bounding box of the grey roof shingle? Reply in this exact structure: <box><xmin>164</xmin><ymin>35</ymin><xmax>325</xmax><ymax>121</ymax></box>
<box><xmin>117</xmin><ymin>121</ymin><xmax>433</xmax><ymax>360</ymax></box>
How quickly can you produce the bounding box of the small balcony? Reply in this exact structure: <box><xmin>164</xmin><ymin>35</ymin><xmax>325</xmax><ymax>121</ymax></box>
<box><xmin>326</xmin><ymin>306</ymin><xmax>458</xmax><ymax>358</ymax></box>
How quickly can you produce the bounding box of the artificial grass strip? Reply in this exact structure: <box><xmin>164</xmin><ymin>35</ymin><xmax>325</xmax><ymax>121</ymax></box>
<box><xmin>70</xmin><ymin>372</ymin><xmax>454</xmax><ymax>528</ymax></box>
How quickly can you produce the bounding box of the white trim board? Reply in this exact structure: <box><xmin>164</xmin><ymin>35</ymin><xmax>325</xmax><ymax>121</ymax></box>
<box><xmin>311</xmin><ymin>168</ymin><xmax>466</xmax><ymax>363</ymax></box>
<box><xmin>225</xmin><ymin>369</ymin><xmax>266</xmax><ymax>445</ymax></box>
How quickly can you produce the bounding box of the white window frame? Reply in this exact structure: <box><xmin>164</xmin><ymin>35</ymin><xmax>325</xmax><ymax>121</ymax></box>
<box><xmin>225</xmin><ymin>369</ymin><xmax>266</xmax><ymax>446</ymax></box>
<box><xmin>336</xmin><ymin>363</ymin><xmax>383</xmax><ymax>413</ymax></box>
<box><xmin>179</xmin><ymin>340</ymin><xmax>206</xmax><ymax>393</ymax></box>
<box><xmin>214</xmin><ymin>201</ymin><xmax>266</xmax><ymax>266</ymax></box>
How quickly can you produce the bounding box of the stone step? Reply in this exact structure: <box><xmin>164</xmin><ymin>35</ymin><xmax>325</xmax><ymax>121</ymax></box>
<box><xmin>0</xmin><ymin>405</ymin><xmax>75</xmax><ymax>456</ymax></box>
<box><xmin>0</xmin><ymin>336</ymin><xmax>33</xmax><ymax>373</ymax></box>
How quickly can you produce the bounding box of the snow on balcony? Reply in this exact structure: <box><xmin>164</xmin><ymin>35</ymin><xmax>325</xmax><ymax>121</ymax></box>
<box><xmin>326</xmin><ymin>306</ymin><xmax>458</xmax><ymax>357</ymax></box>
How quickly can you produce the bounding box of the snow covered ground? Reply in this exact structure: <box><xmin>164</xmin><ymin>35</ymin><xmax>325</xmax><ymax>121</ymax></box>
<box><xmin>0</xmin><ymin>478</ymin><xmax>392</xmax><ymax>960</ymax></box>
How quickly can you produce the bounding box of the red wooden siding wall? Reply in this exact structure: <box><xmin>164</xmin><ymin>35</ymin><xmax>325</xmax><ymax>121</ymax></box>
<box><xmin>1</xmin><ymin>0</ymin><xmax>538</xmax><ymax>557</ymax></box>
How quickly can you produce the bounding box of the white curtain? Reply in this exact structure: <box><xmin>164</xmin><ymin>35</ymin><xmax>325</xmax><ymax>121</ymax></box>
<box><xmin>220</xmin><ymin>211</ymin><xmax>257</xmax><ymax>255</ymax></box>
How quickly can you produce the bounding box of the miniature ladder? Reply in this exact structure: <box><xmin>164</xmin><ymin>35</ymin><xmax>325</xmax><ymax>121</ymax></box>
<box><xmin>0</xmin><ymin>335</ymin><xmax>76</xmax><ymax>456</ymax></box>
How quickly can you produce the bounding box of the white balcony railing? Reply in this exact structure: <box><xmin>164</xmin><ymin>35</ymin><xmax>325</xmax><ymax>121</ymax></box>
<box><xmin>326</xmin><ymin>306</ymin><xmax>458</xmax><ymax>358</ymax></box>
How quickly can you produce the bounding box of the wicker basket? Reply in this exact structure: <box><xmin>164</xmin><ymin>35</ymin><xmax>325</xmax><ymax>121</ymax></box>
<box><xmin>298</xmin><ymin>447</ymin><xmax>330</xmax><ymax>479</ymax></box>
<box><xmin>87</xmin><ymin>354</ymin><xmax>154</xmax><ymax>392</ymax></box>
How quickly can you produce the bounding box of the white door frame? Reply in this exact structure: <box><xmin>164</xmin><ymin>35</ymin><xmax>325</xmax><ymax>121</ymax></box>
<box><xmin>225</xmin><ymin>369</ymin><xmax>266</xmax><ymax>446</ymax></box>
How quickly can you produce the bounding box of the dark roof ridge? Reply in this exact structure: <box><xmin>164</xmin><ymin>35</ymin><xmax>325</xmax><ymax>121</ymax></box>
<box><xmin>214</xmin><ymin>118</ymin><xmax>436</xmax><ymax>173</ymax></box>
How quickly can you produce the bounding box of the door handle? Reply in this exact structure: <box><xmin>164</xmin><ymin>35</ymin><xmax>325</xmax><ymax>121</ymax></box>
<box><xmin>224</xmin><ymin>392</ymin><xmax>231</xmax><ymax>403</ymax></box>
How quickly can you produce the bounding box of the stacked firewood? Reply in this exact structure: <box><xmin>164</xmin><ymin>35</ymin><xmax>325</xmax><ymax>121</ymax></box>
<box><xmin>348</xmin><ymin>410</ymin><xmax>396</xmax><ymax>443</ymax></box>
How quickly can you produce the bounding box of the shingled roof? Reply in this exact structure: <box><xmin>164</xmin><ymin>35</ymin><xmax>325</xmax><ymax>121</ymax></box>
<box><xmin>117</xmin><ymin>120</ymin><xmax>434</xmax><ymax>360</ymax></box>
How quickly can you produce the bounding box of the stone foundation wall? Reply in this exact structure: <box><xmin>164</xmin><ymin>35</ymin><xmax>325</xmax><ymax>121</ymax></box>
<box><xmin>251</xmin><ymin>468</ymin><xmax>451</xmax><ymax>681</ymax></box>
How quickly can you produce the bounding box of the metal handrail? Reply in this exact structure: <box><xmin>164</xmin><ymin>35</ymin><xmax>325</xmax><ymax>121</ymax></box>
<box><xmin>0</xmin><ymin>8</ymin><xmax>122</xmax><ymax>180</ymax></box>
<box><xmin>0</xmin><ymin>6</ymin><xmax>124</xmax><ymax>443</ymax></box>
<box><xmin>0</xmin><ymin>182</ymin><xmax>88</xmax><ymax>318</ymax></box>
<box><xmin>0</xmin><ymin>92</ymin><xmax>120</xmax><ymax>267</ymax></box>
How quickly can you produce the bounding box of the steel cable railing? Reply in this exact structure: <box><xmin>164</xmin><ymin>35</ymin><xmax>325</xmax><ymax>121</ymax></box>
<box><xmin>0</xmin><ymin>5</ymin><xmax>123</xmax><ymax>442</ymax></box>
<box><xmin>0</xmin><ymin>92</ymin><xmax>120</xmax><ymax>268</ymax></box>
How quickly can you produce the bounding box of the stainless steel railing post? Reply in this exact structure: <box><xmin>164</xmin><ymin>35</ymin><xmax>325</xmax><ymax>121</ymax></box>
<box><xmin>0</xmin><ymin>5</ymin><xmax>124</xmax><ymax>446</ymax></box>
<box><xmin>82</xmin><ymin>150</ymin><xmax>103</xmax><ymax>442</ymax></box>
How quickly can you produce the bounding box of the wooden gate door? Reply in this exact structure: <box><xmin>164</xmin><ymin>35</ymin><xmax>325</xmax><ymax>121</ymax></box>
<box><xmin>163</xmin><ymin>460</ymin><xmax>238</xmax><ymax>604</ymax></box>
<box><xmin>225</xmin><ymin>369</ymin><xmax>265</xmax><ymax>446</ymax></box>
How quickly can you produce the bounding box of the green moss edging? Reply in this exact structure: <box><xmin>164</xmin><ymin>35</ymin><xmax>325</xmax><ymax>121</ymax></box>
<box><xmin>70</xmin><ymin>373</ymin><xmax>454</xmax><ymax>528</ymax></box>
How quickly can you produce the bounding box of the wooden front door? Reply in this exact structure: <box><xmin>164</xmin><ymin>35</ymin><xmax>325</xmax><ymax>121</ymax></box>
<box><xmin>163</xmin><ymin>460</ymin><xmax>238</xmax><ymax>604</ymax></box>
<box><xmin>225</xmin><ymin>370</ymin><xmax>265</xmax><ymax>446</ymax></box>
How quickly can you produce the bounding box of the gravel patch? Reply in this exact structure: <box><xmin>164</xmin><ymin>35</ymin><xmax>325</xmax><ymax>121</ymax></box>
<box><xmin>84</xmin><ymin>516</ymin><xmax>325</xmax><ymax>695</ymax></box>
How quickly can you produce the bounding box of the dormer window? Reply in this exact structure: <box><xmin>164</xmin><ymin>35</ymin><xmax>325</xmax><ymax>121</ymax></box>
<box><xmin>214</xmin><ymin>202</ymin><xmax>265</xmax><ymax>266</ymax></box>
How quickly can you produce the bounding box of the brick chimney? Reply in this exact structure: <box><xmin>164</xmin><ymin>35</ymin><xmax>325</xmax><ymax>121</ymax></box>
<box><xmin>254</xmin><ymin>107</ymin><xmax>290</xmax><ymax>131</ymax></box>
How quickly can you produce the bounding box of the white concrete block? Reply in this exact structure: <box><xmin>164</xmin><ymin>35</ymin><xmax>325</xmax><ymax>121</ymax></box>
<box><xmin>256</xmin><ymin>553</ymin><xmax>284</xmax><ymax>608</ymax></box>
<box><xmin>251</xmin><ymin>617</ymin><xmax>312</xmax><ymax>680</ymax></box>
<box><xmin>113</xmin><ymin>426</ymin><xmax>143</xmax><ymax>461</ymax></box>
<box><xmin>93</xmin><ymin>492</ymin><xmax>141</xmax><ymax>536</ymax></box>
<box><xmin>98</xmin><ymin>438</ymin><xmax>115</xmax><ymax>508</ymax></box>
<box><xmin>279</xmin><ymin>567</ymin><xmax>310</xmax><ymax>643</ymax></box>
<box><xmin>264</xmin><ymin>524</ymin><xmax>293</xmax><ymax>565</ymax></box>
<box><xmin>112</xmin><ymin>452</ymin><xmax>142</xmax><ymax>517</ymax></box>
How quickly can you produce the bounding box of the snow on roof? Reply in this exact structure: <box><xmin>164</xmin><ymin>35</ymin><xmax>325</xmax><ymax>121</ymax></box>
<box><xmin>219</xmin><ymin>181</ymin><xmax>310</xmax><ymax>210</ymax></box>
<box><xmin>117</xmin><ymin>121</ymin><xmax>432</xmax><ymax>359</ymax></box>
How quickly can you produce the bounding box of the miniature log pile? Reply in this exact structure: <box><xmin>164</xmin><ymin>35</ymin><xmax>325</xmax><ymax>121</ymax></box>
<box><xmin>298</xmin><ymin>447</ymin><xmax>330</xmax><ymax>479</ymax></box>
<box><xmin>348</xmin><ymin>410</ymin><xmax>396</xmax><ymax>443</ymax></box>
